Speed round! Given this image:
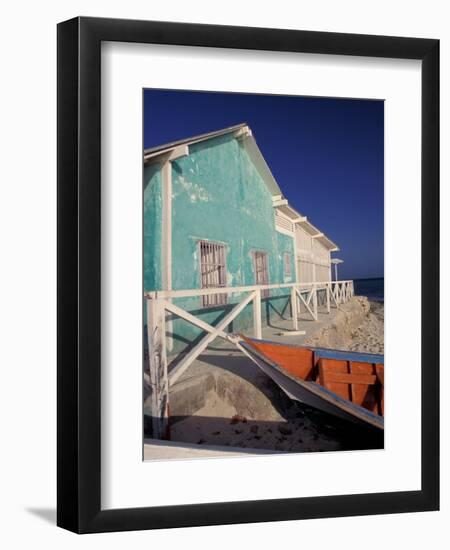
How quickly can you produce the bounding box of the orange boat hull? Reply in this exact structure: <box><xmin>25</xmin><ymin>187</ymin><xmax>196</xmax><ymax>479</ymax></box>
<box><xmin>239</xmin><ymin>336</ymin><xmax>384</xmax><ymax>429</ymax></box>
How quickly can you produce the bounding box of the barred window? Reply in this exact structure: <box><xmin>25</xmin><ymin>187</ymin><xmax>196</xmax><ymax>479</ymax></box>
<box><xmin>199</xmin><ymin>241</ymin><xmax>227</xmax><ymax>307</ymax></box>
<box><xmin>253</xmin><ymin>251</ymin><xmax>269</xmax><ymax>298</ymax></box>
<box><xmin>284</xmin><ymin>253</ymin><xmax>291</xmax><ymax>278</ymax></box>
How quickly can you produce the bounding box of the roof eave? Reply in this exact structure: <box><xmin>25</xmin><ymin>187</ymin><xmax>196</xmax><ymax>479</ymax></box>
<box><xmin>143</xmin><ymin>122</ymin><xmax>248</xmax><ymax>164</ymax></box>
<box><xmin>293</xmin><ymin>211</ymin><xmax>339</xmax><ymax>250</ymax></box>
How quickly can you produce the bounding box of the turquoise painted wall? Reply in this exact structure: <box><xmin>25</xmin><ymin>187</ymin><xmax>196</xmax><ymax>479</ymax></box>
<box><xmin>144</xmin><ymin>134</ymin><xmax>296</xmax><ymax>355</ymax></box>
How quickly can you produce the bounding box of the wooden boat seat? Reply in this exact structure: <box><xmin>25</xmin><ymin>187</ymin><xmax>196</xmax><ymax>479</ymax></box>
<box><xmin>319</xmin><ymin>371</ymin><xmax>377</xmax><ymax>386</ymax></box>
<box><xmin>317</xmin><ymin>358</ymin><xmax>384</xmax><ymax>416</ymax></box>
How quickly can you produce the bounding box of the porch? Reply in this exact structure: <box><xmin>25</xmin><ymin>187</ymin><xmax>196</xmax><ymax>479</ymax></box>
<box><xmin>145</xmin><ymin>280</ymin><xmax>354</xmax><ymax>439</ymax></box>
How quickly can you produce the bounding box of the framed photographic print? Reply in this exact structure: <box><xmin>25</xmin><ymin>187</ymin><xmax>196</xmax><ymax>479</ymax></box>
<box><xmin>57</xmin><ymin>17</ymin><xmax>439</xmax><ymax>533</ymax></box>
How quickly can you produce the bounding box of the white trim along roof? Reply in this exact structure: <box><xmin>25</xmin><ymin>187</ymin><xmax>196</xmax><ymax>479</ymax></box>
<box><xmin>144</xmin><ymin>123</ymin><xmax>338</xmax><ymax>251</ymax></box>
<box><xmin>144</xmin><ymin>122</ymin><xmax>282</xmax><ymax>197</ymax></box>
<box><xmin>272</xmin><ymin>196</ymin><xmax>339</xmax><ymax>251</ymax></box>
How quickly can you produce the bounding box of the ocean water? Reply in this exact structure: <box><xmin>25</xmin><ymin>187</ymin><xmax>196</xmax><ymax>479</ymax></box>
<box><xmin>353</xmin><ymin>277</ymin><xmax>384</xmax><ymax>303</ymax></box>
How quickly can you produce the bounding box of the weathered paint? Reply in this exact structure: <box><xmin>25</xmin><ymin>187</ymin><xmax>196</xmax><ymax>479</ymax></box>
<box><xmin>144</xmin><ymin>133</ymin><xmax>296</xmax><ymax>355</ymax></box>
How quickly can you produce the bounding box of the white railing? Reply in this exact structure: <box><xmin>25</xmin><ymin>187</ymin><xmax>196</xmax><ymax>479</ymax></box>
<box><xmin>146</xmin><ymin>280</ymin><xmax>350</xmax><ymax>298</ymax></box>
<box><xmin>145</xmin><ymin>279</ymin><xmax>354</xmax><ymax>439</ymax></box>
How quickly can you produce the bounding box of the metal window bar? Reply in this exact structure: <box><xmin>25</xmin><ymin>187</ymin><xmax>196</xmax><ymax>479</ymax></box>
<box><xmin>199</xmin><ymin>241</ymin><xmax>227</xmax><ymax>307</ymax></box>
<box><xmin>253</xmin><ymin>251</ymin><xmax>269</xmax><ymax>298</ymax></box>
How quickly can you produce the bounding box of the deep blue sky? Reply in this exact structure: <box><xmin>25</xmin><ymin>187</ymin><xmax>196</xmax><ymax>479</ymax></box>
<box><xmin>143</xmin><ymin>90</ymin><xmax>384</xmax><ymax>280</ymax></box>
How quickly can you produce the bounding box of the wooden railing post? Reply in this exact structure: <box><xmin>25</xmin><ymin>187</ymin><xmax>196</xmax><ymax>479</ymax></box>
<box><xmin>326</xmin><ymin>284</ymin><xmax>331</xmax><ymax>313</ymax></box>
<box><xmin>291</xmin><ymin>286</ymin><xmax>299</xmax><ymax>330</ymax></box>
<box><xmin>312</xmin><ymin>285</ymin><xmax>318</xmax><ymax>320</ymax></box>
<box><xmin>146</xmin><ymin>297</ymin><xmax>170</xmax><ymax>440</ymax></box>
<box><xmin>253</xmin><ymin>289</ymin><xmax>262</xmax><ymax>339</ymax></box>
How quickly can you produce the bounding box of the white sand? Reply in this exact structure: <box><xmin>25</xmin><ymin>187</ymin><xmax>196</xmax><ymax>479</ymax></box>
<box><xmin>170</xmin><ymin>391</ymin><xmax>346</xmax><ymax>453</ymax></box>
<box><xmin>347</xmin><ymin>301</ymin><xmax>384</xmax><ymax>354</ymax></box>
<box><xmin>304</xmin><ymin>298</ymin><xmax>384</xmax><ymax>355</ymax></box>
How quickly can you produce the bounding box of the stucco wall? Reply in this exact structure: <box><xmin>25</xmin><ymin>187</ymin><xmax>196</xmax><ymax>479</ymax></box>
<box><xmin>144</xmin><ymin>133</ymin><xmax>296</xmax><ymax>355</ymax></box>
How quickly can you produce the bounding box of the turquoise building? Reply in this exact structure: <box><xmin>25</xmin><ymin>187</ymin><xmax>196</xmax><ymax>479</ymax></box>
<box><xmin>144</xmin><ymin>124</ymin><xmax>338</xmax><ymax>355</ymax></box>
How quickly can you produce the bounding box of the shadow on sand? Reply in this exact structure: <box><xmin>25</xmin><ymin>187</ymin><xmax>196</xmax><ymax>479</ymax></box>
<box><xmin>144</xmin><ymin>409</ymin><xmax>384</xmax><ymax>455</ymax></box>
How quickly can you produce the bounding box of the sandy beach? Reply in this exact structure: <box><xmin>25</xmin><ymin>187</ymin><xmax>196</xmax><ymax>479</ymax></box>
<box><xmin>170</xmin><ymin>392</ymin><xmax>383</xmax><ymax>454</ymax></box>
<box><xmin>347</xmin><ymin>300</ymin><xmax>384</xmax><ymax>354</ymax></box>
<box><xmin>303</xmin><ymin>297</ymin><xmax>384</xmax><ymax>354</ymax></box>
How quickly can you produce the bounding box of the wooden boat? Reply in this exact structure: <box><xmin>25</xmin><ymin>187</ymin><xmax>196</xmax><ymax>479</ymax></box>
<box><xmin>238</xmin><ymin>336</ymin><xmax>384</xmax><ymax>430</ymax></box>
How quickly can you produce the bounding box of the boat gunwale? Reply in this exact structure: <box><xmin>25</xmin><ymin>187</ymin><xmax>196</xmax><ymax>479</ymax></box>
<box><xmin>242</xmin><ymin>336</ymin><xmax>384</xmax><ymax>365</ymax></box>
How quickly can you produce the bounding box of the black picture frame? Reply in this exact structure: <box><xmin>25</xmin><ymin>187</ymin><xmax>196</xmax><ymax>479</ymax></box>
<box><xmin>57</xmin><ymin>16</ymin><xmax>439</xmax><ymax>533</ymax></box>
